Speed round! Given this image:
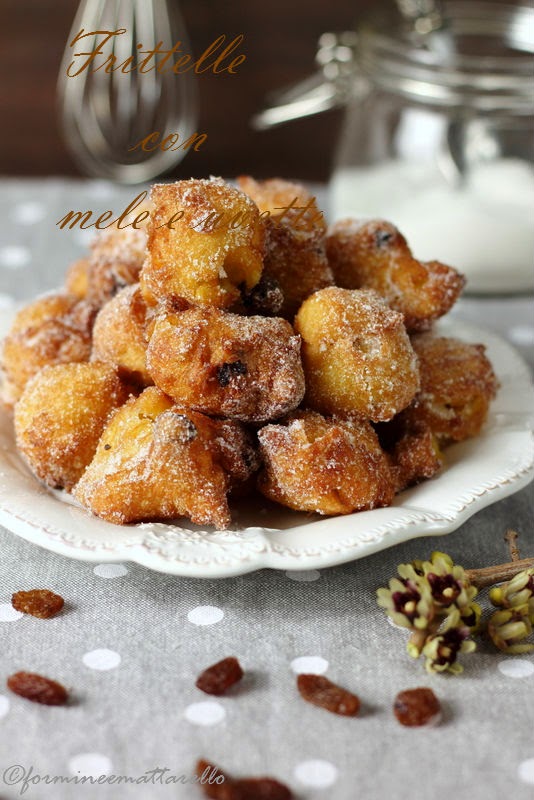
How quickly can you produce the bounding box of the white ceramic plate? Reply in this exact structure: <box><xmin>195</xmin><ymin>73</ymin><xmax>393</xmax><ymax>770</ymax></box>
<box><xmin>1</xmin><ymin>313</ymin><xmax>533</xmax><ymax>577</ymax></box>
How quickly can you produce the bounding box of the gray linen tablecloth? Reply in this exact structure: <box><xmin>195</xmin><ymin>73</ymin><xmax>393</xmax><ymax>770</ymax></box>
<box><xmin>0</xmin><ymin>179</ymin><xmax>533</xmax><ymax>800</ymax></box>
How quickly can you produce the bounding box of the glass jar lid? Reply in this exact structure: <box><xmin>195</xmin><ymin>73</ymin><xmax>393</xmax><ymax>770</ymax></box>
<box><xmin>252</xmin><ymin>0</ymin><xmax>534</xmax><ymax>129</ymax></box>
<box><xmin>360</xmin><ymin>1</ymin><xmax>534</xmax><ymax>111</ymax></box>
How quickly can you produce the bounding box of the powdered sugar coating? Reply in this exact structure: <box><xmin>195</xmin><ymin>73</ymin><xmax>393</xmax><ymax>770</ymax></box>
<box><xmin>238</xmin><ymin>176</ymin><xmax>334</xmax><ymax>318</ymax></box>
<box><xmin>402</xmin><ymin>333</ymin><xmax>499</xmax><ymax>442</ymax></box>
<box><xmin>3</xmin><ymin>175</ymin><xmax>496</xmax><ymax>532</ymax></box>
<box><xmin>258</xmin><ymin>410</ymin><xmax>394</xmax><ymax>514</ymax></box>
<box><xmin>295</xmin><ymin>287</ymin><xmax>420</xmax><ymax>422</ymax></box>
<box><xmin>86</xmin><ymin>225</ymin><xmax>147</xmax><ymax>307</ymax></box>
<box><xmin>146</xmin><ymin>306</ymin><xmax>305</xmax><ymax>423</ymax></box>
<box><xmin>140</xmin><ymin>179</ymin><xmax>264</xmax><ymax>309</ymax></box>
<box><xmin>0</xmin><ymin>292</ymin><xmax>96</xmax><ymax>407</ymax></box>
<box><xmin>326</xmin><ymin>219</ymin><xmax>465</xmax><ymax>332</ymax></box>
<box><xmin>14</xmin><ymin>362</ymin><xmax>129</xmax><ymax>490</ymax></box>
<box><xmin>91</xmin><ymin>284</ymin><xmax>152</xmax><ymax>386</ymax></box>
<box><xmin>74</xmin><ymin>387</ymin><xmax>256</xmax><ymax>528</ymax></box>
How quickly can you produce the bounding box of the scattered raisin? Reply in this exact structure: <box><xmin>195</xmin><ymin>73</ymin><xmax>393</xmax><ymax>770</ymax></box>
<box><xmin>174</xmin><ymin>414</ymin><xmax>198</xmax><ymax>442</ymax></box>
<box><xmin>393</xmin><ymin>687</ymin><xmax>441</xmax><ymax>726</ymax></box>
<box><xmin>241</xmin><ymin>275</ymin><xmax>284</xmax><ymax>315</ymax></box>
<box><xmin>11</xmin><ymin>589</ymin><xmax>64</xmax><ymax>619</ymax></box>
<box><xmin>104</xmin><ymin>443</ymin><xmax>111</xmax><ymax>450</ymax></box>
<box><xmin>297</xmin><ymin>673</ymin><xmax>360</xmax><ymax>716</ymax></box>
<box><xmin>375</xmin><ymin>229</ymin><xmax>393</xmax><ymax>247</ymax></box>
<box><xmin>216</xmin><ymin>361</ymin><xmax>248</xmax><ymax>387</ymax></box>
<box><xmin>196</xmin><ymin>760</ymin><xmax>229</xmax><ymax>799</ymax></box>
<box><xmin>7</xmin><ymin>671</ymin><xmax>68</xmax><ymax>705</ymax></box>
<box><xmin>232</xmin><ymin>778</ymin><xmax>293</xmax><ymax>799</ymax></box>
<box><xmin>196</xmin><ymin>657</ymin><xmax>244</xmax><ymax>696</ymax></box>
<box><xmin>195</xmin><ymin>760</ymin><xmax>293</xmax><ymax>800</ymax></box>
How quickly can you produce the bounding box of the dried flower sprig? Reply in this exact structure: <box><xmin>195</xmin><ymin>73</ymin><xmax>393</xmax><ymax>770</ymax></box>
<box><xmin>487</xmin><ymin>566</ymin><xmax>534</xmax><ymax>653</ymax></box>
<box><xmin>487</xmin><ymin>606</ymin><xmax>533</xmax><ymax>654</ymax></box>
<box><xmin>377</xmin><ymin>550</ymin><xmax>479</xmax><ymax>674</ymax></box>
<box><xmin>422</xmin><ymin>610</ymin><xmax>477</xmax><ymax>675</ymax></box>
<box><xmin>377</xmin><ymin>534</ymin><xmax>534</xmax><ymax>674</ymax></box>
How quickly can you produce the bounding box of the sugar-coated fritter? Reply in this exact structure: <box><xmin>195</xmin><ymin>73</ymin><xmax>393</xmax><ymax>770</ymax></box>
<box><xmin>1</xmin><ymin>293</ymin><xmax>96</xmax><ymax>407</ymax></box>
<box><xmin>401</xmin><ymin>334</ymin><xmax>499</xmax><ymax>442</ymax></box>
<box><xmin>375</xmin><ymin>417</ymin><xmax>443</xmax><ymax>493</ymax></box>
<box><xmin>140</xmin><ymin>179</ymin><xmax>264</xmax><ymax>309</ymax></box>
<box><xmin>91</xmin><ymin>284</ymin><xmax>152</xmax><ymax>386</ymax></box>
<box><xmin>86</xmin><ymin>226</ymin><xmax>147</xmax><ymax>307</ymax></box>
<box><xmin>257</xmin><ymin>410</ymin><xmax>394</xmax><ymax>515</ymax></box>
<box><xmin>295</xmin><ymin>287</ymin><xmax>419</xmax><ymax>422</ymax></box>
<box><xmin>146</xmin><ymin>305</ymin><xmax>305</xmax><ymax>423</ymax></box>
<box><xmin>74</xmin><ymin>387</ymin><xmax>258</xmax><ymax>527</ymax></box>
<box><xmin>238</xmin><ymin>176</ymin><xmax>334</xmax><ymax>318</ymax></box>
<box><xmin>14</xmin><ymin>363</ymin><xmax>129</xmax><ymax>491</ymax></box>
<box><xmin>3</xmin><ymin>173</ymin><xmax>501</xmax><ymax>531</ymax></box>
<box><xmin>326</xmin><ymin>220</ymin><xmax>465</xmax><ymax>332</ymax></box>
<box><xmin>65</xmin><ymin>258</ymin><xmax>90</xmax><ymax>299</ymax></box>
<box><xmin>390</xmin><ymin>425</ymin><xmax>443</xmax><ymax>492</ymax></box>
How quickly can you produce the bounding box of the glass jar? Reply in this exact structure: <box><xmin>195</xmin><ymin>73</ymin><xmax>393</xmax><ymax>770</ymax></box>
<box><xmin>256</xmin><ymin>1</ymin><xmax>534</xmax><ymax>293</ymax></box>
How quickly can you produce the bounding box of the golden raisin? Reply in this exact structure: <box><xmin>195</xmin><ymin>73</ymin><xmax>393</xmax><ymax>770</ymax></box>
<box><xmin>195</xmin><ymin>657</ymin><xmax>244</xmax><ymax>696</ymax></box>
<box><xmin>196</xmin><ymin>759</ymin><xmax>228</xmax><ymax>799</ymax></box>
<box><xmin>195</xmin><ymin>760</ymin><xmax>293</xmax><ymax>799</ymax></box>
<box><xmin>232</xmin><ymin>778</ymin><xmax>293</xmax><ymax>799</ymax></box>
<box><xmin>393</xmin><ymin>687</ymin><xmax>441</xmax><ymax>726</ymax></box>
<box><xmin>12</xmin><ymin>589</ymin><xmax>64</xmax><ymax>619</ymax></box>
<box><xmin>297</xmin><ymin>674</ymin><xmax>360</xmax><ymax>716</ymax></box>
<box><xmin>7</xmin><ymin>671</ymin><xmax>68</xmax><ymax>705</ymax></box>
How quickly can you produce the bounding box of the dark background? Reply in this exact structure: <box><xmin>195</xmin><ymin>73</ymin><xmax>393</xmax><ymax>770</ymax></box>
<box><xmin>0</xmin><ymin>0</ymin><xmax>374</xmax><ymax>182</ymax></box>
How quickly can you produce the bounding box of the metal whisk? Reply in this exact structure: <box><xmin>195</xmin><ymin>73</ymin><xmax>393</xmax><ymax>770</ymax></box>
<box><xmin>57</xmin><ymin>0</ymin><xmax>198</xmax><ymax>184</ymax></box>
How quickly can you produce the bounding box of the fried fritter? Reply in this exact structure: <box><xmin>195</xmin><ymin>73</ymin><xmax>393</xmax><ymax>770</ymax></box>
<box><xmin>257</xmin><ymin>410</ymin><xmax>394</xmax><ymax>515</ymax></box>
<box><xmin>401</xmin><ymin>334</ymin><xmax>499</xmax><ymax>442</ymax></box>
<box><xmin>391</xmin><ymin>425</ymin><xmax>443</xmax><ymax>492</ymax></box>
<box><xmin>74</xmin><ymin>387</ymin><xmax>258</xmax><ymax>527</ymax></box>
<box><xmin>326</xmin><ymin>220</ymin><xmax>465</xmax><ymax>332</ymax></box>
<box><xmin>65</xmin><ymin>258</ymin><xmax>90</xmax><ymax>299</ymax></box>
<box><xmin>375</xmin><ymin>417</ymin><xmax>443</xmax><ymax>493</ymax></box>
<box><xmin>140</xmin><ymin>178</ymin><xmax>264</xmax><ymax>309</ymax></box>
<box><xmin>146</xmin><ymin>305</ymin><xmax>305</xmax><ymax>423</ymax></box>
<box><xmin>14</xmin><ymin>362</ymin><xmax>129</xmax><ymax>491</ymax></box>
<box><xmin>295</xmin><ymin>287</ymin><xmax>420</xmax><ymax>422</ymax></box>
<box><xmin>1</xmin><ymin>293</ymin><xmax>96</xmax><ymax>407</ymax></box>
<box><xmin>91</xmin><ymin>284</ymin><xmax>152</xmax><ymax>386</ymax></box>
<box><xmin>237</xmin><ymin>176</ymin><xmax>334</xmax><ymax>318</ymax></box>
<box><xmin>85</xmin><ymin>225</ymin><xmax>147</xmax><ymax>307</ymax></box>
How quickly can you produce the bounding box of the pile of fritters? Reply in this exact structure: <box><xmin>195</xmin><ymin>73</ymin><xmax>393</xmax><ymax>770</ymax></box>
<box><xmin>0</xmin><ymin>177</ymin><xmax>498</xmax><ymax>528</ymax></box>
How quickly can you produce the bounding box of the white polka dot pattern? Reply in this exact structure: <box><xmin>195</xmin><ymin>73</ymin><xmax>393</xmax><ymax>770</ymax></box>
<box><xmin>187</xmin><ymin>606</ymin><xmax>224</xmax><ymax>626</ymax></box>
<box><xmin>0</xmin><ymin>246</ymin><xmax>30</xmax><ymax>269</ymax></box>
<box><xmin>68</xmin><ymin>753</ymin><xmax>113</xmax><ymax>777</ymax></box>
<box><xmin>10</xmin><ymin>201</ymin><xmax>46</xmax><ymax>225</ymax></box>
<box><xmin>0</xmin><ymin>695</ymin><xmax>10</xmax><ymax>718</ymax></box>
<box><xmin>0</xmin><ymin>293</ymin><xmax>15</xmax><ymax>309</ymax></box>
<box><xmin>498</xmin><ymin>659</ymin><xmax>534</xmax><ymax>679</ymax></box>
<box><xmin>290</xmin><ymin>656</ymin><xmax>329</xmax><ymax>675</ymax></box>
<box><xmin>184</xmin><ymin>701</ymin><xmax>226</xmax><ymax>726</ymax></box>
<box><xmin>518</xmin><ymin>758</ymin><xmax>534</xmax><ymax>785</ymax></box>
<box><xmin>93</xmin><ymin>563</ymin><xmax>129</xmax><ymax>579</ymax></box>
<box><xmin>294</xmin><ymin>759</ymin><xmax>339</xmax><ymax>788</ymax></box>
<box><xmin>82</xmin><ymin>649</ymin><xmax>121</xmax><ymax>671</ymax></box>
<box><xmin>0</xmin><ymin>603</ymin><xmax>23</xmax><ymax>622</ymax></box>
